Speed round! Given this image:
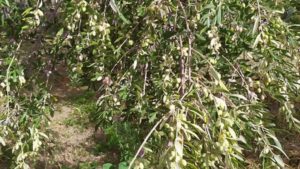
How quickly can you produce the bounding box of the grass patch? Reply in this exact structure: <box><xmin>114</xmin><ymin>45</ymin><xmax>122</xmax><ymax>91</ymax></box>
<box><xmin>63</xmin><ymin>91</ymin><xmax>97</xmax><ymax>129</ymax></box>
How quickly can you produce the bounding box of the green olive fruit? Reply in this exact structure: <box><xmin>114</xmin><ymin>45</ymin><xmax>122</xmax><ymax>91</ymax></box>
<box><xmin>75</xmin><ymin>13</ymin><xmax>81</xmax><ymax>19</ymax></box>
<box><xmin>128</xmin><ymin>40</ymin><xmax>134</xmax><ymax>46</ymax></box>
<box><xmin>169</xmin><ymin>132</ymin><xmax>174</xmax><ymax>139</ymax></box>
<box><xmin>269</xmin><ymin>36</ymin><xmax>273</xmax><ymax>40</ymax></box>
<box><xmin>186</xmin><ymin>135</ymin><xmax>191</xmax><ymax>141</ymax></box>
<box><xmin>209</xmin><ymin>58</ymin><xmax>217</xmax><ymax>64</ymax></box>
<box><xmin>139</xmin><ymin>162</ymin><xmax>144</xmax><ymax>169</ymax></box>
<box><xmin>257</xmin><ymin>88</ymin><xmax>262</xmax><ymax>93</ymax></box>
<box><xmin>247</xmin><ymin>77</ymin><xmax>253</xmax><ymax>83</ymax></box>
<box><xmin>274</xmin><ymin>23</ymin><xmax>280</xmax><ymax>28</ymax></box>
<box><xmin>180</xmin><ymin>159</ymin><xmax>187</xmax><ymax>166</ymax></box>
<box><xmin>217</xmin><ymin>110</ymin><xmax>223</xmax><ymax>116</ymax></box>
<box><xmin>203</xmin><ymin>88</ymin><xmax>209</xmax><ymax>98</ymax></box>
<box><xmin>164</xmin><ymin>123</ymin><xmax>170</xmax><ymax>129</ymax></box>
<box><xmin>214</xmin><ymin>80</ymin><xmax>219</xmax><ymax>86</ymax></box>
<box><xmin>279</xmin><ymin>106</ymin><xmax>286</xmax><ymax>112</ymax></box>
<box><xmin>171</xmin><ymin>150</ymin><xmax>176</xmax><ymax>157</ymax></box>
<box><xmin>208</xmin><ymin>94</ymin><xmax>214</xmax><ymax>101</ymax></box>
<box><xmin>249</xmin><ymin>82</ymin><xmax>253</xmax><ymax>88</ymax></box>
<box><xmin>93</xmin><ymin>15</ymin><xmax>97</xmax><ymax>20</ymax></box>
<box><xmin>142</xmin><ymin>42</ymin><xmax>149</xmax><ymax>47</ymax></box>
<box><xmin>255</xmin><ymin>81</ymin><xmax>260</xmax><ymax>86</ymax></box>
<box><xmin>168</xmin><ymin>151</ymin><xmax>175</xmax><ymax>160</ymax></box>
<box><xmin>282</xmin><ymin>86</ymin><xmax>287</xmax><ymax>91</ymax></box>
<box><xmin>148</xmin><ymin>6</ymin><xmax>156</xmax><ymax>12</ymax></box>
<box><xmin>196</xmin><ymin>13</ymin><xmax>200</xmax><ymax>20</ymax></box>
<box><xmin>163</xmin><ymin>17</ymin><xmax>167</xmax><ymax>22</ymax></box>
<box><xmin>217</xmin><ymin>73</ymin><xmax>221</xmax><ymax>79</ymax></box>
<box><xmin>265</xmin><ymin>75</ymin><xmax>271</xmax><ymax>85</ymax></box>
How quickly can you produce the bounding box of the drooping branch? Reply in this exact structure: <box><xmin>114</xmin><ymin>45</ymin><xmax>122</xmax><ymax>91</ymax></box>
<box><xmin>178</xmin><ymin>0</ymin><xmax>192</xmax><ymax>85</ymax></box>
<box><xmin>142</xmin><ymin>62</ymin><xmax>148</xmax><ymax>96</ymax></box>
<box><xmin>179</xmin><ymin>35</ymin><xmax>185</xmax><ymax>98</ymax></box>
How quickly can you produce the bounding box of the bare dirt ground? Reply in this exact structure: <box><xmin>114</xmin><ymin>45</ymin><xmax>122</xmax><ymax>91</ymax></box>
<box><xmin>36</xmin><ymin>103</ymin><xmax>104</xmax><ymax>169</ymax></box>
<box><xmin>244</xmin><ymin>132</ymin><xmax>300</xmax><ymax>169</ymax></box>
<box><xmin>282</xmin><ymin>134</ymin><xmax>300</xmax><ymax>169</ymax></box>
<box><xmin>34</xmin><ymin>66</ymin><xmax>113</xmax><ymax>169</ymax></box>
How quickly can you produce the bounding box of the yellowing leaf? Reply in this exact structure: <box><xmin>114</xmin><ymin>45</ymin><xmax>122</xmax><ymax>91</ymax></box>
<box><xmin>209</xmin><ymin>66</ymin><xmax>221</xmax><ymax>81</ymax></box>
<box><xmin>274</xmin><ymin>155</ymin><xmax>285</xmax><ymax>168</ymax></box>
<box><xmin>252</xmin><ymin>33</ymin><xmax>262</xmax><ymax>48</ymax></box>
<box><xmin>252</xmin><ymin>16</ymin><xmax>259</xmax><ymax>35</ymax></box>
<box><xmin>214</xmin><ymin>96</ymin><xmax>227</xmax><ymax>110</ymax></box>
<box><xmin>228</xmin><ymin>127</ymin><xmax>237</xmax><ymax>139</ymax></box>
<box><xmin>0</xmin><ymin>137</ymin><xmax>5</xmax><ymax>146</ymax></box>
<box><xmin>219</xmin><ymin>81</ymin><xmax>229</xmax><ymax>92</ymax></box>
<box><xmin>174</xmin><ymin>138</ymin><xmax>183</xmax><ymax>157</ymax></box>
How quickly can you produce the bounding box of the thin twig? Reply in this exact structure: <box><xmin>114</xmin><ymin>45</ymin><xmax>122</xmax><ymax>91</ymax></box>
<box><xmin>142</xmin><ymin>63</ymin><xmax>148</xmax><ymax>96</ymax></box>
<box><xmin>178</xmin><ymin>0</ymin><xmax>193</xmax><ymax>84</ymax></box>
<box><xmin>5</xmin><ymin>41</ymin><xmax>22</xmax><ymax>115</ymax></box>
<box><xmin>111</xmin><ymin>45</ymin><xmax>139</xmax><ymax>72</ymax></box>
<box><xmin>128</xmin><ymin>116</ymin><xmax>168</xmax><ymax>169</ymax></box>
<box><xmin>111</xmin><ymin>19</ymin><xmax>144</xmax><ymax>72</ymax></box>
<box><xmin>220</xmin><ymin>55</ymin><xmax>249</xmax><ymax>90</ymax></box>
<box><xmin>179</xmin><ymin>35</ymin><xmax>185</xmax><ymax>98</ymax></box>
<box><xmin>256</xmin><ymin>0</ymin><xmax>261</xmax><ymax>18</ymax></box>
<box><xmin>180</xmin><ymin>83</ymin><xmax>194</xmax><ymax>102</ymax></box>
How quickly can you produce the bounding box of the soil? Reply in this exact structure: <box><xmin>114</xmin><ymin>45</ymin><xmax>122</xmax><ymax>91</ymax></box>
<box><xmin>35</xmin><ymin>103</ymin><xmax>104</xmax><ymax>169</ymax></box>
<box><xmin>244</xmin><ymin>131</ymin><xmax>300</xmax><ymax>169</ymax></box>
<box><xmin>34</xmin><ymin>65</ymin><xmax>118</xmax><ymax>169</ymax></box>
<box><xmin>282</xmin><ymin>133</ymin><xmax>300</xmax><ymax>169</ymax></box>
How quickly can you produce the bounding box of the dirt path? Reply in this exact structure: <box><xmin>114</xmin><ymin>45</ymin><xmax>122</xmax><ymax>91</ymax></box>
<box><xmin>51</xmin><ymin>104</ymin><xmax>103</xmax><ymax>167</ymax></box>
<box><xmin>36</xmin><ymin>100</ymin><xmax>106</xmax><ymax>169</ymax></box>
<box><xmin>35</xmin><ymin>66</ymin><xmax>107</xmax><ymax>168</ymax></box>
